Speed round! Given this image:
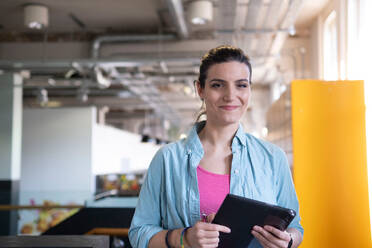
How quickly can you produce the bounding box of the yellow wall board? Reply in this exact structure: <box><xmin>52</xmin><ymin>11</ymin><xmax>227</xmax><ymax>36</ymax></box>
<box><xmin>291</xmin><ymin>80</ymin><xmax>371</xmax><ymax>247</ymax></box>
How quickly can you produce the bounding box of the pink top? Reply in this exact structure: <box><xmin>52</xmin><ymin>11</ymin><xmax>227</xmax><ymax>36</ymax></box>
<box><xmin>197</xmin><ymin>166</ymin><xmax>230</xmax><ymax>220</ymax></box>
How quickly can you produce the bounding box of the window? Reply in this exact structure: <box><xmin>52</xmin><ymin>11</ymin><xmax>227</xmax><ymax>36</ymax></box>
<box><xmin>347</xmin><ymin>0</ymin><xmax>360</xmax><ymax>79</ymax></box>
<box><xmin>357</xmin><ymin>0</ymin><xmax>372</xmax><ymax>237</ymax></box>
<box><xmin>323</xmin><ymin>11</ymin><xmax>338</xmax><ymax>80</ymax></box>
<box><xmin>347</xmin><ymin>0</ymin><xmax>372</xmax><ymax>237</ymax></box>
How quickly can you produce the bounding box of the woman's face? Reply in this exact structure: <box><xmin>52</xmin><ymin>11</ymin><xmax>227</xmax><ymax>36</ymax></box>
<box><xmin>197</xmin><ymin>61</ymin><xmax>251</xmax><ymax>126</ymax></box>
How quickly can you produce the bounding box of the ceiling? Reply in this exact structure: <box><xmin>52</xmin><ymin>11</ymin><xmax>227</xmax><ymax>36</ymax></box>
<box><xmin>0</xmin><ymin>0</ymin><xmax>329</xmax><ymax>140</ymax></box>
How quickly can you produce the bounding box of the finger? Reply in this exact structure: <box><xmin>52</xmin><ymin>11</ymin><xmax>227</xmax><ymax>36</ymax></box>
<box><xmin>264</xmin><ymin>226</ymin><xmax>290</xmax><ymax>241</ymax></box>
<box><xmin>253</xmin><ymin>226</ymin><xmax>286</xmax><ymax>247</ymax></box>
<box><xmin>199</xmin><ymin>237</ymin><xmax>220</xmax><ymax>245</ymax></box>
<box><xmin>200</xmin><ymin>223</ymin><xmax>231</xmax><ymax>233</ymax></box>
<box><xmin>193</xmin><ymin>235</ymin><xmax>219</xmax><ymax>248</ymax></box>
<box><xmin>207</xmin><ymin>213</ymin><xmax>216</xmax><ymax>223</ymax></box>
<box><xmin>252</xmin><ymin>230</ymin><xmax>276</xmax><ymax>248</ymax></box>
<box><xmin>196</xmin><ymin>229</ymin><xmax>219</xmax><ymax>239</ymax></box>
<box><xmin>198</xmin><ymin>245</ymin><xmax>219</xmax><ymax>248</ymax></box>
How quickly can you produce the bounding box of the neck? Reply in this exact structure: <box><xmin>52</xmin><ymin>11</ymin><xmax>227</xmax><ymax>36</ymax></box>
<box><xmin>198</xmin><ymin>121</ymin><xmax>239</xmax><ymax>149</ymax></box>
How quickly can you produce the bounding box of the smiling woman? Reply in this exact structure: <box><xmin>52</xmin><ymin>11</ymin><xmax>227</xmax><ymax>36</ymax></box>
<box><xmin>196</xmin><ymin>61</ymin><xmax>251</xmax><ymax>127</ymax></box>
<box><xmin>128</xmin><ymin>45</ymin><xmax>303</xmax><ymax>248</ymax></box>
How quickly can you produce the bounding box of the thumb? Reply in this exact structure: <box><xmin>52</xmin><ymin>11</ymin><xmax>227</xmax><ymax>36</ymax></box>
<box><xmin>207</xmin><ymin>213</ymin><xmax>216</xmax><ymax>223</ymax></box>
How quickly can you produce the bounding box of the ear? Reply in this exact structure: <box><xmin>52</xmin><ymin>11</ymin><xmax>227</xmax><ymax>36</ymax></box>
<box><xmin>196</xmin><ymin>80</ymin><xmax>204</xmax><ymax>99</ymax></box>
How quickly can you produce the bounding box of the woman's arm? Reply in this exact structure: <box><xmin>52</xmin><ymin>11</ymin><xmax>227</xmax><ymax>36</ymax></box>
<box><xmin>274</xmin><ymin>149</ymin><xmax>304</xmax><ymax>238</ymax></box>
<box><xmin>128</xmin><ymin>149</ymin><xmax>165</xmax><ymax>247</ymax></box>
<box><xmin>149</xmin><ymin>222</ymin><xmax>231</xmax><ymax>248</ymax></box>
<box><xmin>129</xmin><ymin>148</ymin><xmax>231</xmax><ymax>248</ymax></box>
<box><xmin>250</xmin><ymin>147</ymin><xmax>304</xmax><ymax>248</ymax></box>
<box><xmin>148</xmin><ymin>230</ymin><xmax>173</xmax><ymax>247</ymax></box>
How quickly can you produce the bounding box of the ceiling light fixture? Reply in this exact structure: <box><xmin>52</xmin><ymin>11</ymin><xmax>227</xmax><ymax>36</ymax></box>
<box><xmin>188</xmin><ymin>1</ymin><xmax>213</xmax><ymax>25</ymax></box>
<box><xmin>24</xmin><ymin>4</ymin><xmax>49</xmax><ymax>30</ymax></box>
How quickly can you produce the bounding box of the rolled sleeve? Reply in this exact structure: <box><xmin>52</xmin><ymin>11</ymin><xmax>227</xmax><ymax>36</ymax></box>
<box><xmin>275</xmin><ymin>148</ymin><xmax>304</xmax><ymax>235</ymax></box>
<box><xmin>129</xmin><ymin>149</ymin><xmax>165</xmax><ymax>248</ymax></box>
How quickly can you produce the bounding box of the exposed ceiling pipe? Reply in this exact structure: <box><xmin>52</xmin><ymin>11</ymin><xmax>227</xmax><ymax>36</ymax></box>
<box><xmin>279</xmin><ymin>0</ymin><xmax>304</xmax><ymax>29</ymax></box>
<box><xmin>244</xmin><ymin>0</ymin><xmax>264</xmax><ymax>29</ymax></box>
<box><xmin>257</xmin><ymin>0</ymin><xmax>303</xmax><ymax>84</ymax></box>
<box><xmin>0</xmin><ymin>57</ymin><xmax>200</xmax><ymax>70</ymax></box>
<box><xmin>91</xmin><ymin>34</ymin><xmax>177</xmax><ymax>59</ymax></box>
<box><xmin>266</xmin><ymin>0</ymin><xmax>304</xmax><ymax>66</ymax></box>
<box><xmin>256</xmin><ymin>0</ymin><xmax>285</xmax><ymax>56</ymax></box>
<box><xmin>216</xmin><ymin>0</ymin><xmax>237</xmax><ymax>45</ymax></box>
<box><xmin>165</xmin><ymin>0</ymin><xmax>189</xmax><ymax>39</ymax></box>
<box><xmin>121</xmin><ymin>77</ymin><xmax>181</xmax><ymax>124</ymax></box>
<box><xmin>217</xmin><ymin>28</ymin><xmax>295</xmax><ymax>35</ymax></box>
<box><xmin>270</xmin><ymin>0</ymin><xmax>304</xmax><ymax>56</ymax></box>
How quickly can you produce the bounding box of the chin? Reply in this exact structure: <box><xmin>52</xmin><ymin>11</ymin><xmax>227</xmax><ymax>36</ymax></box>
<box><xmin>207</xmin><ymin>111</ymin><xmax>243</xmax><ymax>126</ymax></box>
<box><xmin>215</xmin><ymin>116</ymin><xmax>241</xmax><ymax>126</ymax></box>
<box><xmin>221</xmin><ymin>119</ymin><xmax>240</xmax><ymax>126</ymax></box>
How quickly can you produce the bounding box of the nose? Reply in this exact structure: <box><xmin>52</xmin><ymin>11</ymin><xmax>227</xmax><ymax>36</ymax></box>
<box><xmin>223</xmin><ymin>85</ymin><xmax>235</xmax><ymax>101</ymax></box>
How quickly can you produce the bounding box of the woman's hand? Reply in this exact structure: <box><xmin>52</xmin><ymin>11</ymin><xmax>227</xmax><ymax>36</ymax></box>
<box><xmin>251</xmin><ymin>225</ymin><xmax>291</xmax><ymax>248</ymax></box>
<box><xmin>185</xmin><ymin>221</ymin><xmax>231</xmax><ymax>248</ymax></box>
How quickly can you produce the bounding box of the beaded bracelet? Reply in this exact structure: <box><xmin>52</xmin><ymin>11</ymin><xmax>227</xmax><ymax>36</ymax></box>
<box><xmin>180</xmin><ymin>227</ymin><xmax>191</xmax><ymax>248</ymax></box>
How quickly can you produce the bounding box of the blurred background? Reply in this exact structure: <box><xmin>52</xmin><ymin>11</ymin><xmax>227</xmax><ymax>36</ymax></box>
<box><xmin>0</xmin><ymin>0</ymin><xmax>371</xmax><ymax>247</ymax></box>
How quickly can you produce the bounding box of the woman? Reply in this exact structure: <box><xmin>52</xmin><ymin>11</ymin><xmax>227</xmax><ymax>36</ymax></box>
<box><xmin>129</xmin><ymin>45</ymin><xmax>303</xmax><ymax>248</ymax></box>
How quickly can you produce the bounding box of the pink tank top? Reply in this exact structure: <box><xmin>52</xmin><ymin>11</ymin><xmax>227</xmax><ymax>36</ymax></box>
<box><xmin>197</xmin><ymin>166</ymin><xmax>230</xmax><ymax>220</ymax></box>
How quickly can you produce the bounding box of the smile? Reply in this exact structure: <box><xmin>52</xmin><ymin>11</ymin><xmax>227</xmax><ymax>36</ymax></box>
<box><xmin>220</xmin><ymin>105</ymin><xmax>239</xmax><ymax>111</ymax></box>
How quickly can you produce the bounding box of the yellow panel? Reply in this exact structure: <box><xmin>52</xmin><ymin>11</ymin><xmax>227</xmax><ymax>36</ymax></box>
<box><xmin>291</xmin><ymin>80</ymin><xmax>371</xmax><ymax>247</ymax></box>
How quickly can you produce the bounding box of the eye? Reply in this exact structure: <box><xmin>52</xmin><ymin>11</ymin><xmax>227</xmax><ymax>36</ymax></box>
<box><xmin>237</xmin><ymin>83</ymin><xmax>248</xmax><ymax>88</ymax></box>
<box><xmin>211</xmin><ymin>83</ymin><xmax>222</xmax><ymax>88</ymax></box>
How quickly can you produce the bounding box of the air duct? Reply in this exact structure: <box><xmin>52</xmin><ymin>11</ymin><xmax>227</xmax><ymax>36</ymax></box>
<box><xmin>165</xmin><ymin>0</ymin><xmax>189</xmax><ymax>38</ymax></box>
<box><xmin>91</xmin><ymin>34</ymin><xmax>177</xmax><ymax>59</ymax></box>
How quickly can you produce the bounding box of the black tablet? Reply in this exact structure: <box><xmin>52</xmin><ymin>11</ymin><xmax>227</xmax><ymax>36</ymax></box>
<box><xmin>212</xmin><ymin>194</ymin><xmax>296</xmax><ymax>248</ymax></box>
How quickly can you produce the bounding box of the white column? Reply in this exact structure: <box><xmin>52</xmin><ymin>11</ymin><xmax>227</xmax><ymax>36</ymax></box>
<box><xmin>0</xmin><ymin>72</ymin><xmax>23</xmax><ymax>180</ymax></box>
<box><xmin>0</xmin><ymin>73</ymin><xmax>23</xmax><ymax>235</ymax></box>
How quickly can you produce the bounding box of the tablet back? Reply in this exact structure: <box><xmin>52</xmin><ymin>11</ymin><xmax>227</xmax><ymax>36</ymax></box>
<box><xmin>212</xmin><ymin>194</ymin><xmax>296</xmax><ymax>248</ymax></box>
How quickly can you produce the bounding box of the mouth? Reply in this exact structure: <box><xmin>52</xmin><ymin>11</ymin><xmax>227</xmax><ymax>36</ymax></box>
<box><xmin>219</xmin><ymin>105</ymin><xmax>239</xmax><ymax>111</ymax></box>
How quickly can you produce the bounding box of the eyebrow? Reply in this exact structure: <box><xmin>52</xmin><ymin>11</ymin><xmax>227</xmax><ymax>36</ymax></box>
<box><xmin>208</xmin><ymin>78</ymin><xmax>249</xmax><ymax>83</ymax></box>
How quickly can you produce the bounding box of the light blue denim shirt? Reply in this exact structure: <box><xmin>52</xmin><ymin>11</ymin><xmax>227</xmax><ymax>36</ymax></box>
<box><xmin>129</xmin><ymin>122</ymin><xmax>303</xmax><ymax>248</ymax></box>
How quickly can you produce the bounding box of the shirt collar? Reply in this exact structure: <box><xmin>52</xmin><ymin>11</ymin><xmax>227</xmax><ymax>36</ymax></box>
<box><xmin>234</xmin><ymin>123</ymin><xmax>247</xmax><ymax>147</ymax></box>
<box><xmin>184</xmin><ymin>121</ymin><xmax>205</xmax><ymax>157</ymax></box>
<box><xmin>184</xmin><ymin>121</ymin><xmax>247</xmax><ymax>156</ymax></box>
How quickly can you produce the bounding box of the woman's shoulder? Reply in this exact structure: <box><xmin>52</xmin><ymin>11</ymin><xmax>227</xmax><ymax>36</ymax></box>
<box><xmin>243</xmin><ymin>133</ymin><xmax>289</xmax><ymax>175</ymax></box>
<box><xmin>153</xmin><ymin>138</ymin><xmax>188</xmax><ymax>158</ymax></box>
<box><xmin>146</xmin><ymin>139</ymin><xmax>188</xmax><ymax>175</ymax></box>
<box><xmin>243</xmin><ymin>132</ymin><xmax>286</xmax><ymax>157</ymax></box>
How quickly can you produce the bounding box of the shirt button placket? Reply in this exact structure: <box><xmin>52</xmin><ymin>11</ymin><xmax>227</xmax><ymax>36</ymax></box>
<box><xmin>231</xmin><ymin>149</ymin><xmax>240</xmax><ymax>194</ymax></box>
<box><xmin>188</xmin><ymin>152</ymin><xmax>199</xmax><ymax>223</ymax></box>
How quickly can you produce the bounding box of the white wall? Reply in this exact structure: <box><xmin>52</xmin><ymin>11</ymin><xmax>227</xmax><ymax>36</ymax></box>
<box><xmin>20</xmin><ymin>107</ymin><xmax>96</xmax><ymax>203</ymax></box>
<box><xmin>92</xmin><ymin>124</ymin><xmax>160</xmax><ymax>175</ymax></box>
<box><xmin>18</xmin><ymin>107</ymin><xmax>162</xmax><ymax>234</ymax></box>
<box><xmin>20</xmin><ymin>107</ymin><xmax>161</xmax><ymax>203</ymax></box>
